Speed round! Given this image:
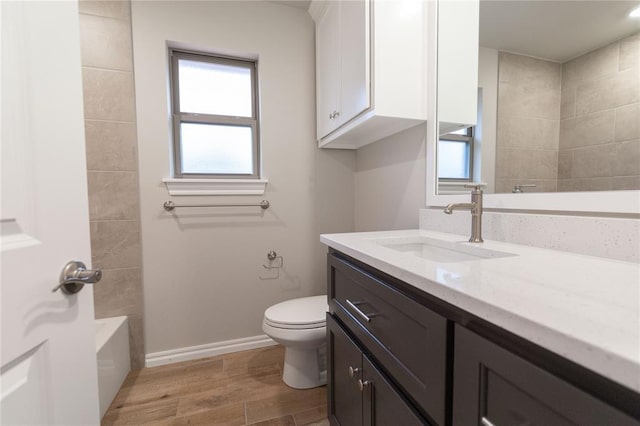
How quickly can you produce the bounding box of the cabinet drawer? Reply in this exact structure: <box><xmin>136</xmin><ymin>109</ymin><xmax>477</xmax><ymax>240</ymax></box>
<box><xmin>454</xmin><ymin>325</ymin><xmax>640</xmax><ymax>426</ymax></box>
<box><xmin>328</xmin><ymin>254</ymin><xmax>447</xmax><ymax>425</ymax></box>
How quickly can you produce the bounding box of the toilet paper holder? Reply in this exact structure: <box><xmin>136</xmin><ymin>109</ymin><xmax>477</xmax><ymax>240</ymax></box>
<box><xmin>263</xmin><ymin>251</ymin><xmax>284</xmax><ymax>270</ymax></box>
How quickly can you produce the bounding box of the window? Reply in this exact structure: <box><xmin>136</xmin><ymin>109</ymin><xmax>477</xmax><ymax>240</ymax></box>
<box><xmin>438</xmin><ymin>127</ymin><xmax>474</xmax><ymax>181</ymax></box>
<box><xmin>170</xmin><ymin>49</ymin><xmax>259</xmax><ymax>179</ymax></box>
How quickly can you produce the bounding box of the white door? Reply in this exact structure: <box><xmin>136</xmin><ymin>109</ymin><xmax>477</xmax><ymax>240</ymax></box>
<box><xmin>1</xmin><ymin>1</ymin><xmax>101</xmax><ymax>424</ymax></box>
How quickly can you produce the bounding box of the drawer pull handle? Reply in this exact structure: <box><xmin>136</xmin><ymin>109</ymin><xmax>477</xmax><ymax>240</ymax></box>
<box><xmin>348</xmin><ymin>366</ymin><xmax>360</xmax><ymax>378</ymax></box>
<box><xmin>358</xmin><ymin>379</ymin><xmax>372</xmax><ymax>391</ymax></box>
<box><xmin>481</xmin><ymin>417</ymin><xmax>496</xmax><ymax>426</ymax></box>
<box><xmin>345</xmin><ymin>299</ymin><xmax>376</xmax><ymax>323</ymax></box>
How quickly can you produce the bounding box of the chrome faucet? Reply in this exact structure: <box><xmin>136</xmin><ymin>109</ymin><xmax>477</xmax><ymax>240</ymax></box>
<box><xmin>443</xmin><ymin>183</ymin><xmax>484</xmax><ymax>243</ymax></box>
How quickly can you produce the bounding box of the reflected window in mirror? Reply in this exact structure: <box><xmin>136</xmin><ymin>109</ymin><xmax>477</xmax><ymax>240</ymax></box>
<box><xmin>438</xmin><ymin>126</ymin><xmax>475</xmax><ymax>181</ymax></box>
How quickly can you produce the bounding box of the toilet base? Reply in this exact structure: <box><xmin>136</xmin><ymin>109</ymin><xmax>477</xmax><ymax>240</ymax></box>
<box><xmin>282</xmin><ymin>344</ymin><xmax>327</xmax><ymax>389</ymax></box>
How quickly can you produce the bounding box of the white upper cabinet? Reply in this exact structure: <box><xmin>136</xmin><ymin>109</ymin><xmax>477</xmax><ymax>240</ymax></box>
<box><xmin>310</xmin><ymin>0</ymin><xmax>428</xmax><ymax>149</ymax></box>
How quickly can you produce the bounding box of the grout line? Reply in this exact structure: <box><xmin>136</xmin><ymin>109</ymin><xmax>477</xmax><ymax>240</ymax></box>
<box><xmin>79</xmin><ymin>11</ymin><xmax>131</xmax><ymax>23</ymax></box>
<box><xmin>87</xmin><ymin>170</ymin><xmax>138</xmax><ymax>174</ymax></box>
<box><xmin>84</xmin><ymin>118</ymin><xmax>136</xmax><ymax>125</ymax></box>
<box><xmin>82</xmin><ymin>65</ymin><xmax>133</xmax><ymax>74</ymax></box>
<box><xmin>244</xmin><ymin>402</ymin><xmax>248</xmax><ymax>426</ymax></box>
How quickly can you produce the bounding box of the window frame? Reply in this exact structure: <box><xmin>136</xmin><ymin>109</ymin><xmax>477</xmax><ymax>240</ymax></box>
<box><xmin>438</xmin><ymin>126</ymin><xmax>475</xmax><ymax>182</ymax></box>
<box><xmin>169</xmin><ymin>49</ymin><xmax>260</xmax><ymax>179</ymax></box>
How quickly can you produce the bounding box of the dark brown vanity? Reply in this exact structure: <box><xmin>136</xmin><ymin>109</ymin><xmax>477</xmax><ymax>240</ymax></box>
<box><xmin>326</xmin><ymin>250</ymin><xmax>640</xmax><ymax>426</ymax></box>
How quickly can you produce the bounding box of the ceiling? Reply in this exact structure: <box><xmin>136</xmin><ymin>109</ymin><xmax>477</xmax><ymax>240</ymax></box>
<box><xmin>479</xmin><ymin>1</ymin><xmax>640</xmax><ymax>62</ymax></box>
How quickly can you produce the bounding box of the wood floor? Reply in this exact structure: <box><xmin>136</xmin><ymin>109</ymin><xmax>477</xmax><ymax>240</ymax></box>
<box><xmin>102</xmin><ymin>345</ymin><xmax>328</xmax><ymax>426</ymax></box>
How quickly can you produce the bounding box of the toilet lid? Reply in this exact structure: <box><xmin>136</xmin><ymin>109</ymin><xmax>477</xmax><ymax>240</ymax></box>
<box><xmin>264</xmin><ymin>295</ymin><xmax>327</xmax><ymax>327</ymax></box>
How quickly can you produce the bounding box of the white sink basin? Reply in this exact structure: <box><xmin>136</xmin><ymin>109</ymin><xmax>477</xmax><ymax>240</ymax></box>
<box><xmin>375</xmin><ymin>236</ymin><xmax>516</xmax><ymax>263</ymax></box>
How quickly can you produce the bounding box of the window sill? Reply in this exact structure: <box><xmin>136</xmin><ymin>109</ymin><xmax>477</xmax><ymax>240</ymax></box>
<box><xmin>162</xmin><ymin>178</ymin><xmax>268</xmax><ymax>196</ymax></box>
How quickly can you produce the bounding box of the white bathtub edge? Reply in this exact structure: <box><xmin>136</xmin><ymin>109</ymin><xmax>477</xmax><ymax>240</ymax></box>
<box><xmin>145</xmin><ymin>334</ymin><xmax>277</xmax><ymax>368</ymax></box>
<box><xmin>95</xmin><ymin>315</ymin><xmax>128</xmax><ymax>353</ymax></box>
<box><xmin>96</xmin><ymin>316</ymin><xmax>130</xmax><ymax>419</ymax></box>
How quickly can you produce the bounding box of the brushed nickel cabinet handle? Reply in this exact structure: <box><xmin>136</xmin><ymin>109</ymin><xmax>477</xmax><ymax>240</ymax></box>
<box><xmin>348</xmin><ymin>366</ymin><xmax>360</xmax><ymax>378</ymax></box>
<box><xmin>481</xmin><ymin>417</ymin><xmax>496</xmax><ymax>426</ymax></box>
<box><xmin>346</xmin><ymin>299</ymin><xmax>374</xmax><ymax>323</ymax></box>
<box><xmin>358</xmin><ymin>379</ymin><xmax>372</xmax><ymax>391</ymax></box>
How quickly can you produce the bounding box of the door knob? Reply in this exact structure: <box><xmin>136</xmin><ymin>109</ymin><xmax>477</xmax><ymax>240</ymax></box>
<box><xmin>52</xmin><ymin>260</ymin><xmax>102</xmax><ymax>295</ymax></box>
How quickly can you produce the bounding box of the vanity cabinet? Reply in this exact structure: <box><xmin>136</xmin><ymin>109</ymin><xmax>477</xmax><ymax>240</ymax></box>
<box><xmin>326</xmin><ymin>250</ymin><xmax>640</xmax><ymax>426</ymax></box>
<box><xmin>453</xmin><ymin>325</ymin><xmax>638</xmax><ymax>426</ymax></box>
<box><xmin>328</xmin><ymin>253</ymin><xmax>447</xmax><ymax>425</ymax></box>
<box><xmin>327</xmin><ymin>314</ymin><xmax>426</xmax><ymax>425</ymax></box>
<box><xmin>310</xmin><ymin>0</ymin><xmax>428</xmax><ymax>149</ymax></box>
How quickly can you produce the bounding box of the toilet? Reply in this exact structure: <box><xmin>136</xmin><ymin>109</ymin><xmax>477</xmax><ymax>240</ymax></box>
<box><xmin>262</xmin><ymin>295</ymin><xmax>328</xmax><ymax>389</ymax></box>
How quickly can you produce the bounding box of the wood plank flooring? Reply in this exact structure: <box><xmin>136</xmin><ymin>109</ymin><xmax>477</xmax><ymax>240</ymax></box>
<box><xmin>102</xmin><ymin>345</ymin><xmax>328</xmax><ymax>426</ymax></box>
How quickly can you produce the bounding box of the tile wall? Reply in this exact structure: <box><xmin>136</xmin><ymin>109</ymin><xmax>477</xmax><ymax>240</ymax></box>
<box><xmin>558</xmin><ymin>32</ymin><xmax>640</xmax><ymax>191</ymax></box>
<box><xmin>78</xmin><ymin>0</ymin><xmax>145</xmax><ymax>369</ymax></box>
<box><xmin>495</xmin><ymin>52</ymin><xmax>562</xmax><ymax>193</ymax></box>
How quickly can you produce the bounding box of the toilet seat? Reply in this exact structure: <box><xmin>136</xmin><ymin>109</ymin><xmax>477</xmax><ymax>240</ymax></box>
<box><xmin>264</xmin><ymin>295</ymin><xmax>327</xmax><ymax>330</ymax></box>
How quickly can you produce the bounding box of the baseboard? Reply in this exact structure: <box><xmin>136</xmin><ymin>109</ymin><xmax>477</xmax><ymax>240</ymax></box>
<box><xmin>145</xmin><ymin>334</ymin><xmax>277</xmax><ymax>368</ymax></box>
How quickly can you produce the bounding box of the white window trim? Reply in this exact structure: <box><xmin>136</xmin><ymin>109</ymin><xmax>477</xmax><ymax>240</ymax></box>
<box><xmin>162</xmin><ymin>178</ymin><xmax>268</xmax><ymax>196</ymax></box>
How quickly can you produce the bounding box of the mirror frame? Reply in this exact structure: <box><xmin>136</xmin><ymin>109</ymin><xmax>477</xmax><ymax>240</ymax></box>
<box><xmin>425</xmin><ymin>0</ymin><xmax>640</xmax><ymax>215</ymax></box>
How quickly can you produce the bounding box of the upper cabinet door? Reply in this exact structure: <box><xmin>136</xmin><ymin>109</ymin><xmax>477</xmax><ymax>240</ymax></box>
<box><xmin>337</xmin><ymin>0</ymin><xmax>370</xmax><ymax>128</ymax></box>
<box><xmin>316</xmin><ymin>1</ymin><xmax>340</xmax><ymax>139</ymax></box>
<box><xmin>311</xmin><ymin>0</ymin><xmax>427</xmax><ymax>149</ymax></box>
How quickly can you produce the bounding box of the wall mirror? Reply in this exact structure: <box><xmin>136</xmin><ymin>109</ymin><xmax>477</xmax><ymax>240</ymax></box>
<box><xmin>427</xmin><ymin>0</ymin><xmax>640</xmax><ymax>214</ymax></box>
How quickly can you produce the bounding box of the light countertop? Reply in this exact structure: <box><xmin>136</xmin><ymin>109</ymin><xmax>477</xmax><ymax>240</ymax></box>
<box><xmin>320</xmin><ymin>229</ymin><xmax>640</xmax><ymax>393</ymax></box>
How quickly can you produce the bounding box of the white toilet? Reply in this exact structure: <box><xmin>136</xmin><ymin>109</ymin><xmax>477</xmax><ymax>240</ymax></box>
<box><xmin>262</xmin><ymin>295</ymin><xmax>328</xmax><ymax>389</ymax></box>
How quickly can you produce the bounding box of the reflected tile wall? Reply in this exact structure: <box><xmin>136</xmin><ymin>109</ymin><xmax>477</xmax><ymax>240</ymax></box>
<box><xmin>496</xmin><ymin>52</ymin><xmax>562</xmax><ymax>193</ymax></box>
<box><xmin>78</xmin><ymin>0</ymin><xmax>145</xmax><ymax>370</ymax></box>
<box><xmin>558</xmin><ymin>32</ymin><xmax>640</xmax><ymax>191</ymax></box>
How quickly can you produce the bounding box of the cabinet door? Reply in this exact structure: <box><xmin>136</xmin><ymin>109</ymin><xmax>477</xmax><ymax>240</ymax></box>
<box><xmin>337</xmin><ymin>0</ymin><xmax>370</xmax><ymax>127</ymax></box>
<box><xmin>454</xmin><ymin>325</ymin><xmax>639</xmax><ymax>426</ymax></box>
<box><xmin>316</xmin><ymin>1</ymin><xmax>340</xmax><ymax>139</ymax></box>
<box><xmin>362</xmin><ymin>355</ymin><xmax>427</xmax><ymax>426</ymax></box>
<box><xmin>327</xmin><ymin>314</ymin><xmax>363</xmax><ymax>426</ymax></box>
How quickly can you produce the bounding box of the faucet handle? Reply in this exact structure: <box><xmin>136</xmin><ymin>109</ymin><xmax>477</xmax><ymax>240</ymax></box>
<box><xmin>464</xmin><ymin>182</ymin><xmax>487</xmax><ymax>192</ymax></box>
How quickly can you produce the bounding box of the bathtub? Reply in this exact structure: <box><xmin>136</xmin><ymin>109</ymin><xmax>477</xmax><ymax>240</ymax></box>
<box><xmin>95</xmin><ymin>316</ymin><xmax>131</xmax><ymax>418</ymax></box>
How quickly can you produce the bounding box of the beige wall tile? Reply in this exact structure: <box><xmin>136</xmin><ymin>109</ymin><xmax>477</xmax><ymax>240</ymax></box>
<box><xmin>619</xmin><ymin>32</ymin><xmax>640</xmax><ymax>72</ymax></box>
<box><xmin>85</xmin><ymin>120</ymin><xmax>138</xmax><ymax>171</ymax></box>
<box><xmin>615</xmin><ymin>103</ymin><xmax>640</xmax><ymax>142</ymax></box>
<box><xmin>495</xmin><ymin>178</ymin><xmax>556</xmax><ymax>193</ymax></box>
<box><xmin>128</xmin><ymin>313</ymin><xmax>146</xmax><ymax>370</ymax></box>
<box><xmin>562</xmin><ymin>41</ymin><xmax>619</xmax><ymax>89</ymax></box>
<box><xmin>495</xmin><ymin>148</ymin><xmax>558</xmax><ymax>180</ymax></box>
<box><xmin>93</xmin><ymin>267</ymin><xmax>143</xmax><ymax>319</ymax></box>
<box><xmin>496</xmin><ymin>115</ymin><xmax>559</xmax><ymax>150</ymax></box>
<box><xmin>79</xmin><ymin>0</ymin><xmax>130</xmax><ymax>20</ymax></box>
<box><xmin>90</xmin><ymin>220</ymin><xmax>141</xmax><ymax>269</ymax></box>
<box><xmin>87</xmin><ymin>171</ymin><xmax>140</xmax><ymax>220</ymax></box>
<box><xmin>612</xmin><ymin>176</ymin><xmax>640</xmax><ymax>190</ymax></box>
<box><xmin>571</xmin><ymin>144</ymin><xmax>614</xmax><ymax>178</ymax></box>
<box><xmin>557</xmin><ymin>150</ymin><xmax>573</xmax><ymax>179</ymax></box>
<box><xmin>82</xmin><ymin>68</ymin><xmax>136</xmax><ymax>121</ymax></box>
<box><xmin>560</xmin><ymin>86</ymin><xmax>576</xmax><ymax>120</ymax></box>
<box><xmin>576</xmin><ymin>67</ymin><xmax>640</xmax><ymax>116</ymax></box>
<box><xmin>499</xmin><ymin>52</ymin><xmax>561</xmax><ymax>89</ymax></box>
<box><xmin>498</xmin><ymin>82</ymin><xmax>561</xmax><ymax>120</ymax></box>
<box><xmin>79</xmin><ymin>14</ymin><xmax>132</xmax><ymax>71</ymax></box>
<box><xmin>557</xmin><ymin>177</ymin><xmax>613</xmax><ymax>192</ymax></box>
<box><xmin>613</xmin><ymin>139</ymin><xmax>640</xmax><ymax>176</ymax></box>
<box><xmin>559</xmin><ymin>109</ymin><xmax>615</xmax><ymax>149</ymax></box>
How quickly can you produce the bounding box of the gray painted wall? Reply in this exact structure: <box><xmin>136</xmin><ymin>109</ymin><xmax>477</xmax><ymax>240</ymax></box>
<box><xmin>131</xmin><ymin>0</ymin><xmax>355</xmax><ymax>354</ymax></box>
